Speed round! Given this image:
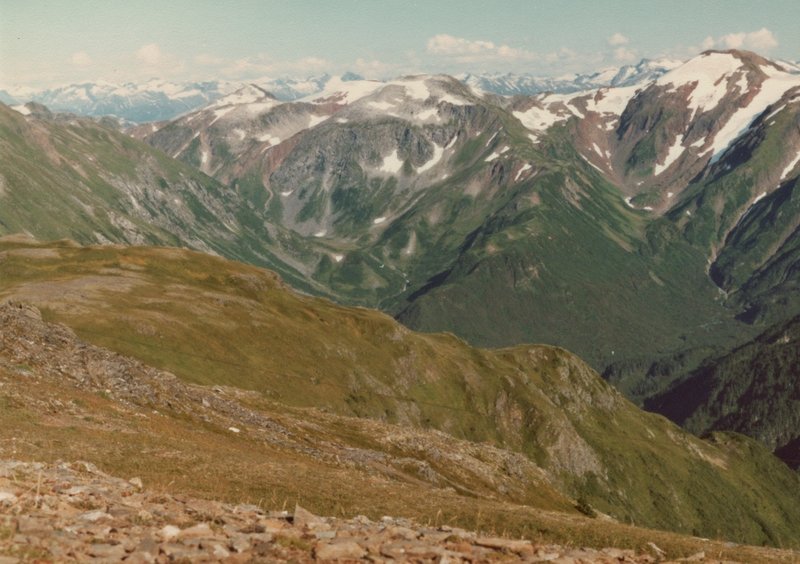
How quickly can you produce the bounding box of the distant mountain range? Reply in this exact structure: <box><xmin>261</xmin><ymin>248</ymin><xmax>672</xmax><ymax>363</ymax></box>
<box><xmin>9</xmin><ymin>56</ymin><xmax>793</xmax><ymax>123</ymax></box>
<box><xmin>0</xmin><ymin>76</ymin><xmax>330</xmax><ymax>123</ymax></box>
<box><xmin>459</xmin><ymin>57</ymin><xmax>684</xmax><ymax>96</ymax></box>
<box><xmin>3</xmin><ymin>49</ymin><xmax>800</xmax><ymax>474</ymax></box>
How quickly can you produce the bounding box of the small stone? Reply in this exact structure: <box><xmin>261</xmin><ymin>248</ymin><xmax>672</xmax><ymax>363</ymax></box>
<box><xmin>159</xmin><ymin>524</ymin><xmax>181</xmax><ymax>541</ymax></box>
<box><xmin>79</xmin><ymin>510</ymin><xmax>112</xmax><ymax>522</ymax></box>
<box><xmin>293</xmin><ymin>504</ymin><xmax>324</xmax><ymax>529</ymax></box>
<box><xmin>124</xmin><ymin>553</ymin><xmax>156</xmax><ymax>564</ymax></box>
<box><xmin>17</xmin><ymin>517</ymin><xmax>48</xmax><ymax>533</ymax></box>
<box><xmin>136</xmin><ymin>536</ymin><xmax>158</xmax><ymax>554</ymax></box>
<box><xmin>87</xmin><ymin>543</ymin><xmax>126</xmax><ymax>559</ymax></box>
<box><xmin>65</xmin><ymin>486</ymin><xmax>89</xmax><ymax>496</ymax></box>
<box><xmin>179</xmin><ymin>522</ymin><xmax>214</xmax><ymax>539</ymax></box>
<box><xmin>475</xmin><ymin>536</ymin><xmax>534</xmax><ymax>556</ymax></box>
<box><xmin>159</xmin><ymin>543</ymin><xmax>202</xmax><ymax>560</ymax></box>
<box><xmin>260</xmin><ymin>518</ymin><xmax>288</xmax><ymax>533</ymax></box>
<box><xmin>129</xmin><ymin>477</ymin><xmax>144</xmax><ymax>490</ymax></box>
<box><xmin>136</xmin><ymin>509</ymin><xmax>153</xmax><ymax>522</ymax></box>
<box><xmin>386</xmin><ymin>525</ymin><xmax>418</xmax><ymax>540</ymax></box>
<box><xmin>212</xmin><ymin>543</ymin><xmax>231</xmax><ymax>558</ymax></box>
<box><xmin>647</xmin><ymin>541</ymin><xmax>666</xmax><ymax>555</ymax></box>
<box><xmin>602</xmin><ymin>547</ymin><xmax>634</xmax><ymax>559</ymax></box>
<box><xmin>228</xmin><ymin>426</ymin><xmax>241</xmax><ymax>433</ymax></box>
<box><xmin>235</xmin><ymin>503</ymin><xmax>264</xmax><ymax>515</ymax></box>
<box><xmin>314</xmin><ymin>530</ymin><xmax>336</xmax><ymax>540</ymax></box>
<box><xmin>684</xmin><ymin>551</ymin><xmax>706</xmax><ymax>561</ymax></box>
<box><xmin>229</xmin><ymin>535</ymin><xmax>251</xmax><ymax>553</ymax></box>
<box><xmin>0</xmin><ymin>491</ymin><xmax>18</xmax><ymax>504</ymax></box>
<box><xmin>315</xmin><ymin>540</ymin><xmax>366</xmax><ymax>560</ymax></box>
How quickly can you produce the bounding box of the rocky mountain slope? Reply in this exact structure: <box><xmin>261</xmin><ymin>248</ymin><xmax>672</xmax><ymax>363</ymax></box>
<box><xmin>2</xmin><ymin>239</ymin><xmax>800</xmax><ymax>548</ymax></box>
<box><xmin>139</xmin><ymin>65</ymin><xmax>747</xmax><ymax>372</ymax></box>
<box><xmin>0</xmin><ymin>102</ymin><xmax>347</xmax><ymax>295</ymax></box>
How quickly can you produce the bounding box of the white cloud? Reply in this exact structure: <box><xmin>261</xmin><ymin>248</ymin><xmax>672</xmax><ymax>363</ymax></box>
<box><xmin>70</xmin><ymin>51</ymin><xmax>92</xmax><ymax>67</ymax></box>
<box><xmin>427</xmin><ymin>34</ymin><xmax>495</xmax><ymax>56</ymax></box>
<box><xmin>217</xmin><ymin>53</ymin><xmax>331</xmax><ymax>78</ymax></box>
<box><xmin>608</xmin><ymin>33</ymin><xmax>629</xmax><ymax>47</ymax></box>
<box><xmin>426</xmin><ymin>34</ymin><xmax>536</xmax><ymax>63</ymax></box>
<box><xmin>613</xmin><ymin>47</ymin><xmax>637</xmax><ymax>63</ymax></box>
<box><xmin>353</xmin><ymin>58</ymin><xmax>395</xmax><ymax>78</ymax></box>
<box><xmin>194</xmin><ymin>53</ymin><xmax>225</xmax><ymax>66</ymax></box>
<box><xmin>136</xmin><ymin>43</ymin><xmax>163</xmax><ymax>66</ymax></box>
<box><xmin>543</xmin><ymin>47</ymin><xmax>579</xmax><ymax>64</ymax></box>
<box><xmin>700</xmin><ymin>28</ymin><xmax>778</xmax><ymax>53</ymax></box>
<box><xmin>293</xmin><ymin>57</ymin><xmax>329</xmax><ymax>72</ymax></box>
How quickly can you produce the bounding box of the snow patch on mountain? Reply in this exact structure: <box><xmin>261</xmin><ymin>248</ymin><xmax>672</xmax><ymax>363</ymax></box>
<box><xmin>11</xmin><ymin>105</ymin><xmax>31</xmax><ymax>116</ymax></box>
<box><xmin>515</xmin><ymin>163</ymin><xmax>532</xmax><ymax>182</ymax></box>
<box><xmin>513</xmin><ymin>101</ymin><xmax>571</xmax><ymax>136</ymax></box>
<box><xmin>211</xmin><ymin>87</ymin><xmax>265</xmax><ymax>108</ymax></box>
<box><xmin>710</xmin><ymin>69</ymin><xmax>800</xmax><ymax>161</ymax></box>
<box><xmin>257</xmin><ymin>133</ymin><xmax>281</xmax><ymax>145</ymax></box>
<box><xmin>415</xmin><ymin>108</ymin><xmax>438</xmax><ymax>121</ymax></box>
<box><xmin>513</xmin><ymin>83</ymin><xmax>641</xmax><ymax>139</ymax></box>
<box><xmin>781</xmin><ymin>153</ymin><xmax>800</xmax><ymax>180</ymax></box>
<box><xmin>379</xmin><ymin>150</ymin><xmax>404</xmax><ymax>174</ymax></box>
<box><xmin>655</xmin><ymin>136</ymin><xmax>685</xmax><ymax>175</ymax></box>
<box><xmin>308</xmin><ymin>114</ymin><xmax>329</xmax><ymax>128</ymax></box>
<box><xmin>417</xmin><ymin>143</ymin><xmax>444</xmax><ymax>173</ymax></box>
<box><xmin>394</xmin><ymin>78</ymin><xmax>430</xmax><ymax>101</ymax></box>
<box><xmin>584</xmin><ymin>85</ymin><xmax>640</xmax><ymax>116</ymax></box>
<box><xmin>581</xmin><ymin>155</ymin><xmax>604</xmax><ymax>173</ymax></box>
<box><xmin>369</xmin><ymin>100</ymin><xmax>396</xmax><ymax>111</ymax></box>
<box><xmin>210</xmin><ymin>107</ymin><xmax>235</xmax><ymax>125</ymax></box>
<box><xmin>306</xmin><ymin>77</ymin><xmax>383</xmax><ymax>105</ymax></box>
<box><xmin>657</xmin><ymin>52</ymin><xmax>745</xmax><ymax>114</ymax></box>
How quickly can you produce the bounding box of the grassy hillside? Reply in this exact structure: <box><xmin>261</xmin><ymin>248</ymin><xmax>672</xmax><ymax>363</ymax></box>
<box><xmin>2</xmin><ymin>238</ymin><xmax>800</xmax><ymax>548</ymax></box>
<box><xmin>4</xmin><ymin>307</ymin><xmax>798</xmax><ymax>561</ymax></box>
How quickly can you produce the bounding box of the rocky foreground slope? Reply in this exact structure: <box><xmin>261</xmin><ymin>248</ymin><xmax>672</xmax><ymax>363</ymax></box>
<box><xmin>0</xmin><ymin>460</ymin><xmax>676</xmax><ymax>563</ymax></box>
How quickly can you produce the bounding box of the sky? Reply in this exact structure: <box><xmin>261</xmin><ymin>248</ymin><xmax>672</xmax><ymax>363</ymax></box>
<box><xmin>2</xmin><ymin>0</ymin><xmax>799</xmax><ymax>89</ymax></box>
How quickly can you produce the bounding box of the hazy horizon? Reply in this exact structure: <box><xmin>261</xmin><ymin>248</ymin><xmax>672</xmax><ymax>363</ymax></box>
<box><xmin>2</xmin><ymin>0</ymin><xmax>799</xmax><ymax>89</ymax></box>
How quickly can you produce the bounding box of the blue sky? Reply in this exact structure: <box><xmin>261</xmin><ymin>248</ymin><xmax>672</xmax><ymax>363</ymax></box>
<box><xmin>2</xmin><ymin>0</ymin><xmax>799</xmax><ymax>87</ymax></box>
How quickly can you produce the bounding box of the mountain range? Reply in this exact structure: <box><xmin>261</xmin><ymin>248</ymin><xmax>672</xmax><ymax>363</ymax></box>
<box><xmin>2</xmin><ymin>47</ymin><xmax>800</xmax><ymax>550</ymax></box>
<box><xmin>5</xmin><ymin>56</ymin><xmax>768</xmax><ymax>123</ymax></box>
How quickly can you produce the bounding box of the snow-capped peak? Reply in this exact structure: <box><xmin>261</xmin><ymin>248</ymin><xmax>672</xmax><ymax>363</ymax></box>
<box><xmin>210</xmin><ymin>84</ymin><xmax>276</xmax><ymax>108</ymax></box>
<box><xmin>304</xmin><ymin>76</ymin><xmax>385</xmax><ymax>105</ymax></box>
<box><xmin>655</xmin><ymin>51</ymin><xmax>747</xmax><ymax>114</ymax></box>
